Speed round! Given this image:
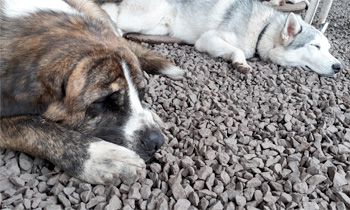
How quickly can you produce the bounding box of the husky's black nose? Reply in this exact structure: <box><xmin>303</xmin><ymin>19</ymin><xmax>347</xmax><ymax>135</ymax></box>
<box><xmin>332</xmin><ymin>63</ymin><xmax>342</xmax><ymax>73</ymax></box>
<box><xmin>142</xmin><ymin>131</ymin><xmax>164</xmax><ymax>154</ymax></box>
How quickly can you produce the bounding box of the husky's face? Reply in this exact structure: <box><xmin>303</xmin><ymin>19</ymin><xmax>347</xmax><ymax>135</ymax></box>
<box><xmin>295</xmin><ymin>30</ymin><xmax>342</xmax><ymax>77</ymax></box>
<box><xmin>269</xmin><ymin>13</ymin><xmax>342</xmax><ymax>77</ymax></box>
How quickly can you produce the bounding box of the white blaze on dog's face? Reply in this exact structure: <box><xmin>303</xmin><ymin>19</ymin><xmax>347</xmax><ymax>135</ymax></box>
<box><xmin>121</xmin><ymin>60</ymin><xmax>164</xmax><ymax>160</ymax></box>
<box><xmin>270</xmin><ymin>13</ymin><xmax>342</xmax><ymax>76</ymax></box>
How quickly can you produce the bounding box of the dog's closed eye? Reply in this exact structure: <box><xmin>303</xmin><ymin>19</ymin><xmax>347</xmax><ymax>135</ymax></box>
<box><xmin>86</xmin><ymin>92</ymin><xmax>124</xmax><ymax>116</ymax></box>
<box><xmin>311</xmin><ymin>44</ymin><xmax>320</xmax><ymax>49</ymax></box>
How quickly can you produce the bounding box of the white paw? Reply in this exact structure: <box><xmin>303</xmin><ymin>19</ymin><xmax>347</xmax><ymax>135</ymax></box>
<box><xmin>80</xmin><ymin>141</ymin><xmax>146</xmax><ymax>185</ymax></box>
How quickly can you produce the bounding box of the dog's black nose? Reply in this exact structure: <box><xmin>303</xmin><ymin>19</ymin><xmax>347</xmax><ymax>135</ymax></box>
<box><xmin>332</xmin><ymin>63</ymin><xmax>342</xmax><ymax>73</ymax></box>
<box><xmin>142</xmin><ymin>131</ymin><xmax>164</xmax><ymax>153</ymax></box>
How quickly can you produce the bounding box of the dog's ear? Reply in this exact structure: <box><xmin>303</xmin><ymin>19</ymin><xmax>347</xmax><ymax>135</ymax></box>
<box><xmin>126</xmin><ymin>41</ymin><xmax>184</xmax><ymax>79</ymax></box>
<box><xmin>282</xmin><ymin>13</ymin><xmax>301</xmax><ymax>45</ymax></box>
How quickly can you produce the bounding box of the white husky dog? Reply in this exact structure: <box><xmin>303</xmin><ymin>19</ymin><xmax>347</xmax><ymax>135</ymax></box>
<box><xmin>101</xmin><ymin>0</ymin><xmax>342</xmax><ymax>76</ymax></box>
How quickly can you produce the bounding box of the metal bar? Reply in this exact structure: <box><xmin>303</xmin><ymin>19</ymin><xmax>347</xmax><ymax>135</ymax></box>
<box><xmin>304</xmin><ymin>0</ymin><xmax>321</xmax><ymax>24</ymax></box>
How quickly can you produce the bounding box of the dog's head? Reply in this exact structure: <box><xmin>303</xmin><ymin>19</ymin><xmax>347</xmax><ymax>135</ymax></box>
<box><xmin>41</xmin><ymin>38</ymin><xmax>180</xmax><ymax>162</ymax></box>
<box><xmin>268</xmin><ymin>13</ymin><xmax>342</xmax><ymax>76</ymax></box>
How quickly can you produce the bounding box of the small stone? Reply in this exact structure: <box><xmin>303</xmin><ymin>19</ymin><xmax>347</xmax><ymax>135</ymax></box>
<box><xmin>279</xmin><ymin>192</ymin><xmax>292</xmax><ymax>203</ymax></box>
<box><xmin>77</xmin><ymin>203</ymin><xmax>87</xmax><ymax>210</ymax></box>
<box><xmin>307</xmin><ymin>175</ymin><xmax>327</xmax><ymax>185</ymax></box>
<box><xmin>266</xmin><ymin>125</ymin><xmax>277</xmax><ymax>132</ymax></box>
<box><xmin>157</xmin><ymin>197</ymin><xmax>168</xmax><ymax>210</ymax></box>
<box><xmin>50</xmin><ymin>183</ymin><xmax>64</xmax><ymax>195</ymax></box>
<box><xmin>269</xmin><ymin>182</ymin><xmax>284</xmax><ymax>191</ymax></box>
<box><xmin>80</xmin><ymin>191</ymin><xmax>92</xmax><ymax>203</ymax></box>
<box><xmin>119</xmin><ymin>184</ymin><xmax>130</xmax><ymax>194</ymax></box>
<box><xmin>128</xmin><ymin>183</ymin><xmax>142</xmax><ymax>199</ymax></box>
<box><xmin>140</xmin><ymin>185</ymin><xmax>151</xmax><ymax>199</ymax></box>
<box><xmin>338</xmin><ymin>144</ymin><xmax>350</xmax><ymax>154</ymax></box>
<box><xmin>208</xmin><ymin>201</ymin><xmax>224</xmax><ymax>210</ymax></box>
<box><xmin>181</xmin><ymin>157</ymin><xmax>194</xmax><ymax>168</ymax></box>
<box><xmin>293</xmin><ymin>182</ymin><xmax>308</xmax><ymax>194</ymax></box>
<box><xmin>63</xmin><ymin>187</ymin><xmax>76</xmax><ymax>196</ymax></box>
<box><xmin>58</xmin><ymin>194</ymin><xmax>71</xmax><ymax>208</ymax></box>
<box><xmin>198</xmin><ymin>189</ymin><xmax>217</xmax><ymax>198</ymax></box>
<box><xmin>303</xmin><ymin>202</ymin><xmax>319</xmax><ymax>210</ymax></box>
<box><xmin>44</xmin><ymin>205</ymin><xmax>62</xmax><ymax>210</ymax></box>
<box><xmin>197</xmin><ymin>166</ymin><xmax>213</xmax><ymax>180</ymax></box>
<box><xmin>86</xmin><ymin>196</ymin><xmax>106</xmax><ymax>209</ymax></box>
<box><xmin>150</xmin><ymin>163</ymin><xmax>162</xmax><ymax>173</ymax></box>
<box><xmin>188</xmin><ymin>192</ymin><xmax>199</xmax><ymax>206</ymax></box>
<box><xmin>37</xmin><ymin>181</ymin><xmax>48</xmax><ymax>192</ymax></box>
<box><xmin>217</xmin><ymin>153</ymin><xmax>230</xmax><ymax>165</ymax></box>
<box><xmin>200</xmin><ymin>198</ymin><xmax>209</xmax><ymax>210</ymax></box>
<box><xmin>335</xmin><ymin>192</ymin><xmax>350</xmax><ymax>208</ymax></box>
<box><xmin>2</xmin><ymin>193</ymin><xmax>22</xmax><ymax>205</ymax></box>
<box><xmin>94</xmin><ymin>202</ymin><xmax>107</xmax><ymax>210</ymax></box>
<box><xmin>263</xmin><ymin>192</ymin><xmax>278</xmax><ymax>204</ymax></box>
<box><xmin>93</xmin><ymin>185</ymin><xmax>105</xmax><ymax>196</ymax></box>
<box><xmin>235</xmin><ymin>195</ymin><xmax>246</xmax><ymax>206</ymax></box>
<box><xmin>254</xmin><ymin>190</ymin><xmax>263</xmax><ymax>203</ymax></box>
<box><xmin>18</xmin><ymin>153</ymin><xmax>33</xmax><ymax>171</ymax></box>
<box><xmin>174</xmin><ymin>199</ymin><xmax>191</xmax><ymax>210</ymax></box>
<box><xmin>105</xmin><ymin>195</ymin><xmax>122</xmax><ymax>210</ymax></box>
<box><xmin>32</xmin><ymin>198</ymin><xmax>41</xmax><ymax>208</ymax></box>
<box><xmin>246</xmin><ymin>178</ymin><xmax>262</xmax><ymax>188</ymax></box>
<box><xmin>23</xmin><ymin>199</ymin><xmax>31</xmax><ymax>209</ymax></box>
<box><xmin>170</xmin><ymin>172</ymin><xmax>186</xmax><ymax>200</ymax></box>
<box><xmin>220</xmin><ymin>170</ymin><xmax>231</xmax><ymax>185</ymax></box>
<box><xmin>47</xmin><ymin>175</ymin><xmax>60</xmax><ymax>186</ymax></box>
<box><xmin>284</xmin><ymin>113</ymin><xmax>292</xmax><ymax>122</ymax></box>
<box><xmin>333</xmin><ymin>172</ymin><xmax>347</xmax><ymax>187</ymax></box>
<box><xmin>0</xmin><ymin>178</ymin><xmax>14</xmax><ymax>192</ymax></box>
<box><xmin>9</xmin><ymin>177</ymin><xmax>25</xmax><ymax>187</ymax></box>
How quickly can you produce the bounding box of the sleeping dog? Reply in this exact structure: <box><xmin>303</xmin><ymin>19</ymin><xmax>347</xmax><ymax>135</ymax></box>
<box><xmin>0</xmin><ymin>0</ymin><xmax>183</xmax><ymax>184</ymax></box>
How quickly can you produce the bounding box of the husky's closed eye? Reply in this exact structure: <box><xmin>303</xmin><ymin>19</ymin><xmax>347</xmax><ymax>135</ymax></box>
<box><xmin>311</xmin><ymin>44</ymin><xmax>320</xmax><ymax>49</ymax></box>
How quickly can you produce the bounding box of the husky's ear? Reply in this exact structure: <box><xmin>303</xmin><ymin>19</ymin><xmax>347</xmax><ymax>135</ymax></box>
<box><xmin>126</xmin><ymin>41</ymin><xmax>184</xmax><ymax>79</ymax></box>
<box><xmin>318</xmin><ymin>22</ymin><xmax>329</xmax><ymax>34</ymax></box>
<box><xmin>282</xmin><ymin>13</ymin><xmax>301</xmax><ymax>45</ymax></box>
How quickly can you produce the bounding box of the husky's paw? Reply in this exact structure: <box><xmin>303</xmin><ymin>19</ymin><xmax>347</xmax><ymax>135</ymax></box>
<box><xmin>232</xmin><ymin>62</ymin><xmax>251</xmax><ymax>74</ymax></box>
<box><xmin>79</xmin><ymin>141</ymin><xmax>146</xmax><ymax>185</ymax></box>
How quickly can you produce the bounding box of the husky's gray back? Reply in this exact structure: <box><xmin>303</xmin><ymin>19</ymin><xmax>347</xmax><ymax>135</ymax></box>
<box><xmin>220</xmin><ymin>0</ymin><xmax>253</xmax><ymax>36</ymax></box>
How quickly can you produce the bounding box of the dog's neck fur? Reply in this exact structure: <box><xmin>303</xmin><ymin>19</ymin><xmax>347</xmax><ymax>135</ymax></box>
<box><xmin>255</xmin><ymin>10</ymin><xmax>290</xmax><ymax>61</ymax></box>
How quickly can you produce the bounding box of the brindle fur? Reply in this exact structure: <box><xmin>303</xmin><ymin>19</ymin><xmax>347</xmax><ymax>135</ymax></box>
<box><xmin>0</xmin><ymin>0</ymin><xmax>179</xmax><ymax>183</ymax></box>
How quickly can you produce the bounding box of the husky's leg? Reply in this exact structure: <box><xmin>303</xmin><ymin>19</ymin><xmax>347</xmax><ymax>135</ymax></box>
<box><xmin>195</xmin><ymin>30</ymin><xmax>251</xmax><ymax>73</ymax></box>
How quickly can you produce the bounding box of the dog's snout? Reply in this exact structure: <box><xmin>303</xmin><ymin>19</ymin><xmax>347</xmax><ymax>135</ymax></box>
<box><xmin>332</xmin><ymin>63</ymin><xmax>342</xmax><ymax>73</ymax></box>
<box><xmin>142</xmin><ymin>131</ymin><xmax>164</xmax><ymax>153</ymax></box>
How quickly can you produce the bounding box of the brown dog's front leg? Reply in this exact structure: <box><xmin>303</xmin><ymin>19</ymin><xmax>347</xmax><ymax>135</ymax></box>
<box><xmin>0</xmin><ymin>116</ymin><xmax>146</xmax><ymax>184</ymax></box>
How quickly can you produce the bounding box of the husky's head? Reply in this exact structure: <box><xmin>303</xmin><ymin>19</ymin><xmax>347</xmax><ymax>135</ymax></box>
<box><xmin>268</xmin><ymin>13</ymin><xmax>342</xmax><ymax>77</ymax></box>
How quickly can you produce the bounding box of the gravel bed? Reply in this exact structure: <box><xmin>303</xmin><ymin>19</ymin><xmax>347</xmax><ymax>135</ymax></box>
<box><xmin>1</xmin><ymin>0</ymin><xmax>349</xmax><ymax>209</ymax></box>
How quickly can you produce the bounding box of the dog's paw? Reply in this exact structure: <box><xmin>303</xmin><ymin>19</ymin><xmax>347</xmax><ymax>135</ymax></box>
<box><xmin>79</xmin><ymin>141</ymin><xmax>146</xmax><ymax>185</ymax></box>
<box><xmin>232</xmin><ymin>62</ymin><xmax>251</xmax><ymax>74</ymax></box>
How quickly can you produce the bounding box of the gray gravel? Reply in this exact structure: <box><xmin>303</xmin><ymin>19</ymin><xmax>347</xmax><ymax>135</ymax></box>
<box><xmin>1</xmin><ymin>0</ymin><xmax>350</xmax><ymax>209</ymax></box>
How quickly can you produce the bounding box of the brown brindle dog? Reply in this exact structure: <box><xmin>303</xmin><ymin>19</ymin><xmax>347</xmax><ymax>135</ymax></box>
<box><xmin>0</xmin><ymin>0</ymin><xmax>183</xmax><ymax>184</ymax></box>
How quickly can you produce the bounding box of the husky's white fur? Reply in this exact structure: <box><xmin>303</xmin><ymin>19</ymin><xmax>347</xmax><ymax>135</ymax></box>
<box><xmin>102</xmin><ymin>0</ymin><xmax>342</xmax><ymax>76</ymax></box>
